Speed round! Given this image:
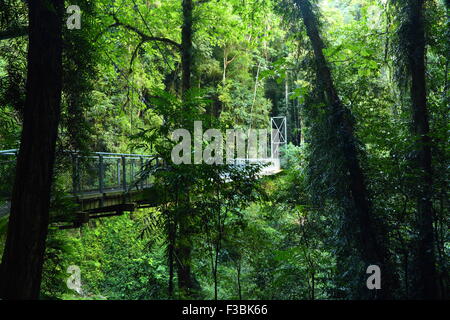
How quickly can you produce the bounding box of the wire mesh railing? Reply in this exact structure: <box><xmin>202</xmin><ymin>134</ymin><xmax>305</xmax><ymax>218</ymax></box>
<box><xmin>70</xmin><ymin>152</ymin><xmax>161</xmax><ymax>194</ymax></box>
<box><xmin>0</xmin><ymin>147</ymin><xmax>282</xmax><ymax>201</ymax></box>
<box><xmin>0</xmin><ymin>150</ymin><xmax>160</xmax><ymax>198</ymax></box>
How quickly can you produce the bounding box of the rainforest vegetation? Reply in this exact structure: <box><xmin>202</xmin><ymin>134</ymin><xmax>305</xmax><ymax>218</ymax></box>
<box><xmin>0</xmin><ymin>0</ymin><xmax>448</xmax><ymax>300</ymax></box>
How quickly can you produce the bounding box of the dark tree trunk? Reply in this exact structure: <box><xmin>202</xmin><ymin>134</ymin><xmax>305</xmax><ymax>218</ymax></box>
<box><xmin>404</xmin><ymin>0</ymin><xmax>438</xmax><ymax>299</ymax></box>
<box><xmin>168</xmin><ymin>214</ymin><xmax>175</xmax><ymax>298</ymax></box>
<box><xmin>175</xmin><ymin>209</ymin><xmax>201</xmax><ymax>298</ymax></box>
<box><xmin>236</xmin><ymin>261</ymin><xmax>242</xmax><ymax>300</ymax></box>
<box><xmin>295</xmin><ymin>0</ymin><xmax>397</xmax><ymax>298</ymax></box>
<box><xmin>181</xmin><ymin>0</ymin><xmax>193</xmax><ymax>94</ymax></box>
<box><xmin>174</xmin><ymin>0</ymin><xmax>201</xmax><ymax>298</ymax></box>
<box><xmin>0</xmin><ymin>0</ymin><xmax>63</xmax><ymax>300</ymax></box>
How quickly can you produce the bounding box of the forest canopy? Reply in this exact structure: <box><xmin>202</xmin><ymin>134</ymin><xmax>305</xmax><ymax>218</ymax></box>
<box><xmin>0</xmin><ymin>0</ymin><xmax>448</xmax><ymax>300</ymax></box>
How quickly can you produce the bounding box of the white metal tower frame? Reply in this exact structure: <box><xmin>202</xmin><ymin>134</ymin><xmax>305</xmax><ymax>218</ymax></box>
<box><xmin>270</xmin><ymin>116</ymin><xmax>287</xmax><ymax>159</ymax></box>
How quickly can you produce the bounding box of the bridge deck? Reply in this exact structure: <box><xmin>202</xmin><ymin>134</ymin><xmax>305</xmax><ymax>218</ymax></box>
<box><xmin>1</xmin><ymin>150</ymin><xmax>283</xmax><ymax>229</ymax></box>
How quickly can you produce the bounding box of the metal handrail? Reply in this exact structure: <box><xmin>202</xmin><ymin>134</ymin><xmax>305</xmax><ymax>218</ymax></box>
<box><xmin>0</xmin><ymin>149</ymin><xmax>156</xmax><ymax>158</ymax></box>
<box><xmin>0</xmin><ymin>149</ymin><xmax>17</xmax><ymax>155</ymax></box>
<box><xmin>0</xmin><ymin>149</ymin><xmax>159</xmax><ymax>195</ymax></box>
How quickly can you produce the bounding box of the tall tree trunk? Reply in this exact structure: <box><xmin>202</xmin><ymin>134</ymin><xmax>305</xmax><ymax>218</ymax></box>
<box><xmin>174</xmin><ymin>0</ymin><xmax>201</xmax><ymax>298</ymax></box>
<box><xmin>285</xmin><ymin>72</ymin><xmax>289</xmax><ymax>142</ymax></box>
<box><xmin>295</xmin><ymin>0</ymin><xmax>397</xmax><ymax>299</ymax></box>
<box><xmin>175</xmin><ymin>207</ymin><xmax>201</xmax><ymax>298</ymax></box>
<box><xmin>181</xmin><ymin>0</ymin><xmax>193</xmax><ymax>94</ymax></box>
<box><xmin>223</xmin><ymin>47</ymin><xmax>228</xmax><ymax>84</ymax></box>
<box><xmin>404</xmin><ymin>0</ymin><xmax>438</xmax><ymax>299</ymax></box>
<box><xmin>249</xmin><ymin>61</ymin><xmax>261</xmax><ymax>130</ymax></box>
<box><xmin>236</xmin><ymin>260</ymin><xmax>242</xmax><ymax>299</ymax></box>
<box><xmin>167</xmin><ymin>212</ymin><xmax>176</xmax><ymax>298</ymax></box>
<box><xmin>0</xmin><ymin>0</ymin><xmax>63</xmax><ymax>300</ymax></box>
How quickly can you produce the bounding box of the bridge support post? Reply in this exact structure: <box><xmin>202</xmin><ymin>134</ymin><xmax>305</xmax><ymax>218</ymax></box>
<box><xmin>99</xmin><ymin>155</ymin><xmax>104</xmax><ymax>193</ymax></box>
<box><xmin>72</xmin><ymin>155</ymin><xmax>80</xmax><ymax>193</ymax></box>
<box><xmin>122</xmin><ymin>156</ymin><xmax>127</xmax><ymax>191</ymax></box>
<box><xmin>117</xmin><ymin>158</ymin><xmax>121</xmax><ymax>187</ymax></box>
<box><xmin>140</xmin><ymin>157</ymin><xmax>144</xmax><ymax>189</ymax></box>
<box><xmin>131</xmin><ymin>159</ymin><xmax>134</xmax><ymax>188</ymax></box>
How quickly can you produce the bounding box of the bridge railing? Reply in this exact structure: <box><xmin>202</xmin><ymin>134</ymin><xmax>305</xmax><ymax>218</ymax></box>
<box><xmin>0</xmin><ymin>149</ymin><xmax>281</xmax><ymax>200</ymax></box>
<box><xmin>70</xmin><ymin>152</ymin><xmax>161</xmax><ymax>194</ymax></box>
<box><xmin>0</xmin><ymin>150</ymin><xmax>160</xmax><ymax>198</ymax></box>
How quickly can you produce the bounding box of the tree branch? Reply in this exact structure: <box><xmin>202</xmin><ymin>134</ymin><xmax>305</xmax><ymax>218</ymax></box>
<box><xmin>0</xmin><ymin>26</ymin><xmax>28</xmax><ymax>41</ymax></box>
<box><xmin>108</xmin><ymin>15</ymin><xmax>181</xmax><ymax>50</ymax></box>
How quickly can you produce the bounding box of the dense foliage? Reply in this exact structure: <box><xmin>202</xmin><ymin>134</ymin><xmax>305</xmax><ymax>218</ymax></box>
<box><xmin>0</xmin><ymin>0</ymin><xmax>448</xmax><ymax>299</ymax></box>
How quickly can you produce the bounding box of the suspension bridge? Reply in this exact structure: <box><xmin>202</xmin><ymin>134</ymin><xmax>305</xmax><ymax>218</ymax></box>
<box><xmin>0</xmin><ymin>117</ymin><xmax>286</xmax><ymax>229</ymax></box>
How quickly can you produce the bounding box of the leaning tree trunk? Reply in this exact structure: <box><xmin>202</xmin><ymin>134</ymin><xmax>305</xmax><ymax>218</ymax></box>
<box><xmin>0</xmin><ymin>0</ymin><xmax>63</xmax><ymax>300</ymax></box>
<box><xmin>295</xmin><ymin>0</ymin><xmax>398</xmax><ymax>299</ymax></box>
<box><xmin>403</xmin><ymin>0</ymin><xmax>438</xmax><ymax>299</ymax></box>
